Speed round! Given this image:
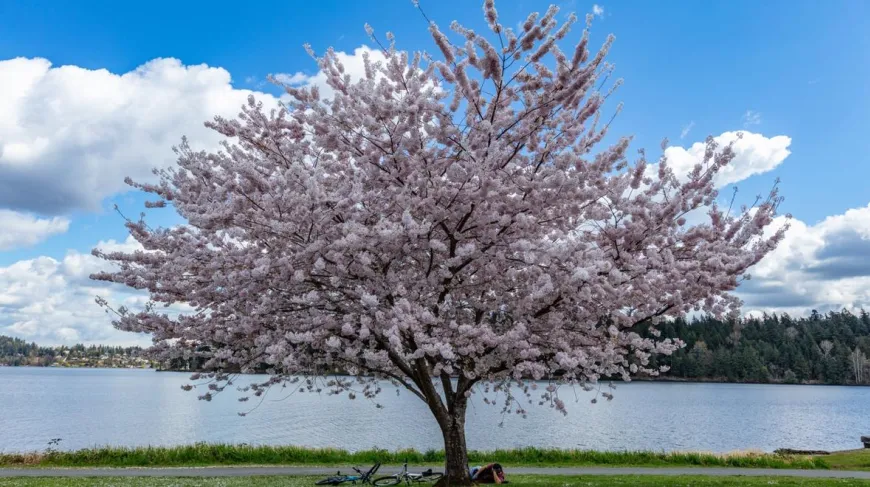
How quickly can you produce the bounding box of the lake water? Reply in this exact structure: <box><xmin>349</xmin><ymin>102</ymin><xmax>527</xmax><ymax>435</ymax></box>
<box><xmin>1</xmin><ymin>367</ymin><xmax>868</xmax><ymax>454</ymax></box>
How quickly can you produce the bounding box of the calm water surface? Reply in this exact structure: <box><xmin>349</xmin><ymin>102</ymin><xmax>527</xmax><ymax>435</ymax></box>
<box><xmin>1</xmin><ymin>367</ymin><xmax>867</xmax><ymax>453</ymax></box>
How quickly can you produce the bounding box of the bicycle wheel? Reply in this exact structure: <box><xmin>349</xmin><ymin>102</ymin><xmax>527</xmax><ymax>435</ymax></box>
<box><xmin>373</xmin><ymin>476</ymin><xmax>402</xmax><ymax>486</ymax></box>
<box><xmin>415</xmin><ymin>472</ymin><xmax>443</xmax><ymax>483</ymax></box>
<box><xmin>316</xmin><ymin>476</ymin><xmax>348</xmax><ymax>485</ymax></box>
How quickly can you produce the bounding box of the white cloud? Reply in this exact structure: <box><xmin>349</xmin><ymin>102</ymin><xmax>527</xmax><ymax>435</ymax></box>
<box><xmin>743</xmin><ymin>110</ymin><xmax>762</xmax><ymax>127</ymax></box>
<box><xmin>639</xmin><ymin>131</ymin><xmax>791</xmax><ymax>228</ymax></box>
<box><xmin>0</xmin><ymin>209</ymin><xmax>69</xmax><ymax>250</ymax></box>
<box><xmin>274</xmin><ymin>46</ymin><xmax>386</xmax><ymax>101</ymax></box>
<box><xmin>592</xmin><ymin>4</ymin><xmax>604</xmax><ymax>17</ymax></box>
<box><xmin>739</xmin><ymin>204</ymin><xmax>870</xmax><ymax>316</ymax></box>
<box><xmin>680</xmin><ymin>121</ymin><xmax>694</xmax><ymax>139</ymax></box>
<box><xmin>0</xmin><ymin>236</ymin><xmax>153</xmax><ymax>346</ymax></box>
<box><xmin>273</xmin><ymin>71</ymin><xmax>310</xmax><ymax>85</ymax></box>
<box><xmin>0</xmin><ymin>57</ymin><xmax>282</xmax><ymax>215</ymax></box>
<box><xmin>662</xmin><ymin>131</ymin><xmax>791</xmax><ymax>189</ymax></box>
<box><xmin>0</xmin><ymin>51</ymin><xmax>388</xmax><ymax>218</ymax></box>
<box><xmin>665</xmin><ymin>132</ymin><xmax>791</xmax><ymax>188</ymax></box>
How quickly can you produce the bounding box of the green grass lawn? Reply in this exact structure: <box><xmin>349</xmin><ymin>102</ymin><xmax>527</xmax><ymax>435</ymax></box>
<box><xmin>824</xmin><ymin>450</ymin><xmax>870</xmax><ymax>470</ymax></box>
<box><xmin>1</xmin><ymin>476</ymin><xmax>869</xmax><ymax>487</ymax></box>
<box><xmin>0</xmin><ymin>444</ymin><xmax>829</xmax><ymax>469</ymax></box>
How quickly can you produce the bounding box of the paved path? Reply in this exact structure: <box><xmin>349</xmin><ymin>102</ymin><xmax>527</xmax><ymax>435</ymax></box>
<box><xmin>2</xmin><ymin>466</ymin><xmax>870</xmax><ymax>479</ymax></box>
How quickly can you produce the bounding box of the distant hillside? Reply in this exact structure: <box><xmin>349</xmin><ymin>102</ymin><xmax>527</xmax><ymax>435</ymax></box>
<box><xmin>0</xmin><ymin>335</ymin><xmax>151</xmax><ymax>368</ymax></box>
<box><xmin>644</xmin><ymin>309</ymin><xmax>870</xmax><ymax>385</ymax></box>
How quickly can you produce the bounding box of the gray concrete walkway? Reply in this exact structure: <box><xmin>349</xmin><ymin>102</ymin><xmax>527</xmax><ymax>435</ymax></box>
<box><xmin>2</xmin><ymin>466</ymin><xmax>870</xmax><ymax>479</ymax></box>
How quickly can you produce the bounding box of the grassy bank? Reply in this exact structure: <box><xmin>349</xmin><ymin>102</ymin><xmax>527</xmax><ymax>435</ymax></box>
<box><xmin>1</xmin><ymin>476</ymin><xmax>869</xmax><ymax>487</ymax></box>
<box><xmin>0</xmin><ymin>444</ymin><xmax>834</xmax><ymax>469</ymax></box>
<box><xmin>825</xmin><ymin>450</ymin><xmax>870</xmax><ymax>470</ymax></box>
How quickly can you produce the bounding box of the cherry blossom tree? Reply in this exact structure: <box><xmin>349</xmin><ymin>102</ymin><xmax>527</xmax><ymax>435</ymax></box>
<box><xmin>92</xmin><ymin>1</ymin><xmax>786</xmax><ymax>484</ymax></box>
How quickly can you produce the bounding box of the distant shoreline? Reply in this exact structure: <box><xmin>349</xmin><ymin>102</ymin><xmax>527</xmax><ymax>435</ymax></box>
<box><xmin>628</xmin><ymin>375</ymin><xmax>870</xmax><ymax>387</ymax></box>
<box><xmin>4</xmin><ymin>364</ymin><xmax>869</xmax><ymax>387</ymax></box>
<box><xmin>0</xmin><ymin>364</ymin><xmax>151</xmax><ymax>370</ymax></box>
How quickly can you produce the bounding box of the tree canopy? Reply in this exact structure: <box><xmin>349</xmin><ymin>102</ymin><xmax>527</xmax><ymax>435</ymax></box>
<box><xmin>91</xmin><ymin>1</ymin><xmax>786</xmax><ymax>483</ymax></box>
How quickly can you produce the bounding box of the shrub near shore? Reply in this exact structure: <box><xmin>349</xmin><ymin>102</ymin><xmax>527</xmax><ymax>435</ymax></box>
<box><xmin>0</xmin><ymin>444</ymin><xmax>831</xmax><ymax>469</ymax></box>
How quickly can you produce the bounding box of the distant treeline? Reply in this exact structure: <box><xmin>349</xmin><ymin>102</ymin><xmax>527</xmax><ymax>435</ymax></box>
<box><xmin>645</xmin><ymin>309</ymin><xmax>870</xmax><ymax>385</ymax></box>
<box><xmin>0</xmin><ymin>335</ymin><xmax>147</xmax><ymax>368</ymax></box>
<box><xmin>5</xmin><ymin>309</ymin><xmax>870</xmax><ymax>384</ymax></box>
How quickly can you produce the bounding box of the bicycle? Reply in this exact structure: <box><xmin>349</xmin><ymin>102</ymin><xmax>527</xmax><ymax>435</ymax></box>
<box><xmin>372</xmin><ymin>461</ymin><xmax>443</xmax><ymax>485</ymax></box>
<box><xmin>315</xmin><ymin>462</ymin><xmax>382</xmax><ymax>485</ymax></box>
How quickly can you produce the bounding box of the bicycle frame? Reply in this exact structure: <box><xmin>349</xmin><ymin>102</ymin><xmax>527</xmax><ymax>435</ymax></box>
<box><xmin>353</xmin><ymin>462</ymin><xmax>382</xmax><ymax>484</ymax></box>
<box><xmin>316</xmin><ymin>462</ymin><xmax>381</xmax><ymax>485</ymax></box>
<box><xmin>400</xmin><ymin>463</ymin><xmax>428</xmax><ymax>482</ymax></box>
<box><xmin>374</xmin><ymin>462</ymin><xmax>441</xmax><ymax>485</ymax></box>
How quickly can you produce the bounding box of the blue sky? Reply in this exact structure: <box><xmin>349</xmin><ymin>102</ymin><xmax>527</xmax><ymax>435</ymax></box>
<box><xmin>1</xmin><ymin>0</ymin><xmax>869</xmax><ymax>344</ymax></box>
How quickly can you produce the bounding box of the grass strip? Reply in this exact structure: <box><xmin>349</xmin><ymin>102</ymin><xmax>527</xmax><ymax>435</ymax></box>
<box><xmin>1</xmin><ymin>475</ymin><xmax>870</xmax><ymax>486</ymax></box>
<box><xmin>0</xmin><ymin>444</ymin><xmax>833</xmax><ymax>469</ymax></box>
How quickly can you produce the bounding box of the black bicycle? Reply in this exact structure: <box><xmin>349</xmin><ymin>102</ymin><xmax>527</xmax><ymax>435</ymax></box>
<box><xmin>315</xmin><ymin>462</ymin><xmax>382</xmax><ymax>485</ymax></box>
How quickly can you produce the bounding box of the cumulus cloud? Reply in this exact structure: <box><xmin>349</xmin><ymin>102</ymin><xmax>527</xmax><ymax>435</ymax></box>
<box><xmin>0</xmin><ymin>236</ymin><xmax>153</xmax><ymax>346</ymax></box>
<box><xmin>663</xmin><ymin>131</ymin><xmax>791</xmax><ymax>189</ymax></box>
<box><xmin>0</xmin><ymin>57</ymin><xmax>282</xmax><ymax>215</ymax></box>
<box><xmin>0</xmin><ymin>209</ymin><xmax>69</xmax><ymax>250</ymax></box>
<box><xmin>739</xmin><ymin>204</ymin><xmax>870</xmax><ymax>316</ymax></box>
<box><xmin>0</xmin><ymin>51</ymin><xmax>391</xmax><ymax>220</ymax></box>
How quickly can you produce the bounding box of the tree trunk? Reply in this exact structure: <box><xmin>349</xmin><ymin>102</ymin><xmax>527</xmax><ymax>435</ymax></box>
<box><xmin>407</xmin><ymin>360</ymin><xmax>474</xmax><ymax>486</ymax></box>
<box><xmin>440</xmin><ymin>413</ymin><xmax>472</xmax><ymax>485</ymax></box>
<box><xmin>431</xmin><ymin>395</ymin><xmax>472</xmax><ymax>486</ymax></box>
